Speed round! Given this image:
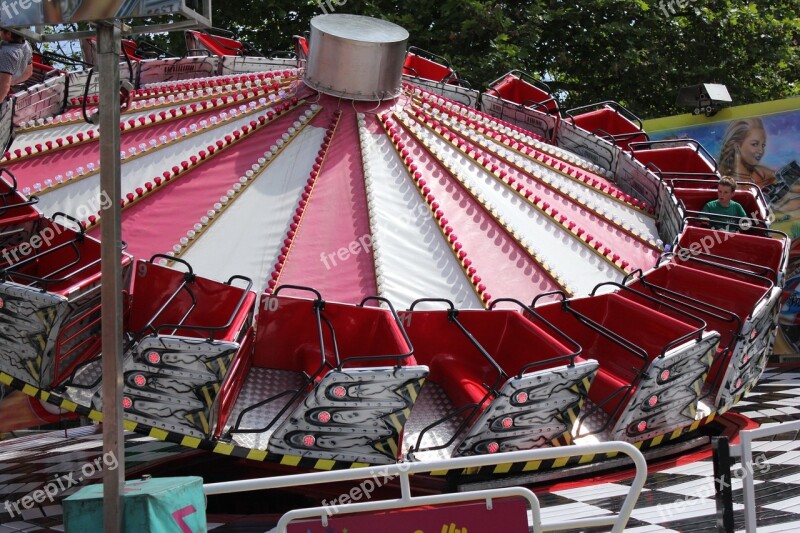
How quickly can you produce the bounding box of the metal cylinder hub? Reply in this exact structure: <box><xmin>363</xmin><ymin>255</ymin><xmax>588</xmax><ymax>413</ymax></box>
<box><xmin>304</xmin><ymin>14</ymin><xmax>409</xmax><ymax>101</ymax></box>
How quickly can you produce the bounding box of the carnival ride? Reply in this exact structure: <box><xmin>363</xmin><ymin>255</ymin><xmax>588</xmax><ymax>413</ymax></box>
<box><xmin>0</xmin><ymin>14</ymin><xmax>788</xmax><ymax>479</ymax></box>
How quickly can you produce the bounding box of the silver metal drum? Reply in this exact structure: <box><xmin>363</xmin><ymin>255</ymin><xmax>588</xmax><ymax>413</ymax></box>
<box><xmin>304</xmin><ymin>14</ymin><xmax>409</xmax><ymax>101</ymax></box>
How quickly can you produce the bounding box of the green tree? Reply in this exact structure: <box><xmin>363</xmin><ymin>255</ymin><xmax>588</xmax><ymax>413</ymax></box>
<box><xmin>203</xmin><ymin>0</ymin><xmax>798</xmax><ymax>118</ymax></box>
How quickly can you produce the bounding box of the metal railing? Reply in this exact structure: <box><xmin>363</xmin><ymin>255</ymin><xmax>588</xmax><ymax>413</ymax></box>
<box><xmin>719</xmin><ymin>419</ymin><xmax>800</xmax><ymax>532</ymax></box>
<box><xmin>204</xmin><ymin>441</ymin><xmax>647</xmax><ymax>532</ymax></box>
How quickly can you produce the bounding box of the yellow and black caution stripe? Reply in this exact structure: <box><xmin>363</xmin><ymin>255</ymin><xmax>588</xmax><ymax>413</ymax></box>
<box><xmin>444</xmin><ymin>411</ymin><xmax>720</xmax><ymax>477</ymax></box>
<box><xmin>549</xmin><ymin>368</ymin><xmax>597</xmax><ymax>448</ymax></box>
<box><xmin>0</xmin><ymin>369</ymin><xmax>721</xmax><ymax>476</ymax></box>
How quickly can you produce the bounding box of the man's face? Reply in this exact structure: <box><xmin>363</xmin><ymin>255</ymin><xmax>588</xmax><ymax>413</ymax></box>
<box><xmin>717</xmin><ymin>184</ymin><xmax>735</xmax><ymax>207</ymax></box>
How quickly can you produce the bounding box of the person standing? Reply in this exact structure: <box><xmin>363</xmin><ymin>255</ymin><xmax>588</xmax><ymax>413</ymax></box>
<box><xmin>0</xmin><ymin>27</ymin><xmax>32</xmax><ymax>101</ymax></box>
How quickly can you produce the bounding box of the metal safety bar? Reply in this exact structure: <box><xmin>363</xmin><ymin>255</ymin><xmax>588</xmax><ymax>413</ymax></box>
<box><xmin>531</xmin><ymin>291</ymin><xmax>647</xmax><ymax>435</ymax></box>
<box><xmin>490</xmin><ymin>297</ymin><xmax>582</xmax><ymax>375</ymax></box>
<box><xmin>645</xmin><ymin>162</ymin><xmax>719</xmax><ymax>183</ymax></box>
<box><xmin>227</xmin><ymin>284</ymin><xmax>336</xmax><ymax>436</ymax></box>
<box><xmin>186</xmin><ymin>28</ymin><xmax>264</xmax><ymax>57</ymax></box>
<box><xmin>148</xmin><ymin>255</ymin><xmax>253</xmax><ymax>341</ymax></box>
<box><xmin>403</xmin><ymin>45</ymin><xmax>459</xmax><ymax>85</ymax></box>
<box><xmin>621</xmin><ymin>270</ymin><xmax>742</xmax><ymax>385</ymax></box>
<box><xmin>406</xmin><ymin>297</ymin><xmax>506</xmax><ymax>454</ymax></box>
<box><xmin>680</xmin><ymin>216</ymin><xmax>790</xmax><ymax>274</ymax></box>
<box><xmin>590</xmin><ymin>281</ymin><xmax>708</xmax><ymax>357</ymax></box>
<box><xmin>203</xmin><ymin>441</ymin><xmax>647</xmax><ymax>533</ymax></box>
<box><xmin>0</xmin><ymin>168</ymin><xmax>39</xmax><ymax>214</ymax></box>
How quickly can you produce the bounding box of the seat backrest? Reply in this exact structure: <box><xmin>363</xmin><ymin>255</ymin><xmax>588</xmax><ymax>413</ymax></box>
<box><xmin>451</xmin><ymin>309</ymin><xmax>576</xmax><ymax>375</ymax></box>
<box><xmin>678</xmin><ymin>226</ymin><xmax>785</xmax><ymax>282</ymax></box>
<box><xmin>572</xmin><ymin>107</ymin><xmax>646</xmax><ymax>150</ymax></box>
<box><xmin>128</xmin><ymin>260</ymin><xmax>255</xmax><ymax>342</ymax></box>
<box><xmin>674</xmin><ymin>188</ymin><xmax>763</xmax><ymax>220</ymax></box>
<box><xmin>186</xmin><ymin>30</ymin><xmax>245</xmax><ymax>56</ymax></box>
<box><xmin>253</xmin><ymin>294</ymin><xmax>413</xmax><ymax>377</ymax></box>
<box><xmin>490</xmin><ymin>74</ymin><xmax>558</xmax><ymax>113</ymax></box>
<box><xmin>402</xmin><ymin>52</ymin><xmax>454</xmax><ymax>83</ymax></box>
<box><xmin>633</xmin><ymin>145</ymin><xmax>716</xmax><ymax>176</ymax></box>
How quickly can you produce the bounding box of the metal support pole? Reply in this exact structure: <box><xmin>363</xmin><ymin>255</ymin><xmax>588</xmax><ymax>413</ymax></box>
<box><xmin>711</xmin><ymin>437</ymin><xmax>734</xmax><ymax>533</ymax></box>
<box><xmin>98</xmin><ymin>21</ymin><xmax>125</xmax><ymax>533</ymax></box>
<box><xmin>740</xmin><ymin>430</ymin><xmax>757</xmax><ymax>532</ymax></box>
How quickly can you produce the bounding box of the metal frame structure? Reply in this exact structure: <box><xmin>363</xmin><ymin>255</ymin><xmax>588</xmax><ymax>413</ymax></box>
<box><xmin>96</xmin><ymin>22</ymin><xmax>125</xmax><ymax>532</ymax></box>
<box><xmin>8</xmin><ymin>1</ymin><xmax>212</xmax><ymax>42</ymax></box>
<box><xmin>724</xmin><ymin>419</ymin><xmax>800</xmax><ymax>532</ymax></box>
<box><xmin>204</xmin><ymin>441</ymin><xmax>648</xmax><ymax>533</ymax></box>
<box><xmin>1</xmin><ymin>4</ymin><xmax>212</xmax><ymax>529</ymax></box>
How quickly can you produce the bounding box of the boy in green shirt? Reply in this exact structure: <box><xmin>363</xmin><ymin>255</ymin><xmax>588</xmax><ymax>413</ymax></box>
<box><xmin>701</xmin><ymin>176</ymin><xmax>748</xmax><ymax>231</ymax></box>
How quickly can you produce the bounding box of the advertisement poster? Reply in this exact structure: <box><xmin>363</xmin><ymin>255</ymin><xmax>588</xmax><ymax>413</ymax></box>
<box><xmin>645</xmin><ymin>99</ymin><xmax>800</xmax><ymax>355</ymax></box>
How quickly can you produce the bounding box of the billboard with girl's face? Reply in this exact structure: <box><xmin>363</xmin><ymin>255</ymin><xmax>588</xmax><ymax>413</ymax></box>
<box><xmin>646</xmin><ymin>99</ymin><xmax>800</xmax><ymax>354</ymax></box>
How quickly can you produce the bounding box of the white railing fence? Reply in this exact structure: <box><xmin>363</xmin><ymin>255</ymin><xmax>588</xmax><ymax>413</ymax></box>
<box><xmin>204</xmin><ymin>441</ymin><xmax>647</xmax><ymax>533</ymax></box>
<box><xmin>727</xmin><ymin>419</ymin><xmax>800</xmax><ymax>532</ymax></box>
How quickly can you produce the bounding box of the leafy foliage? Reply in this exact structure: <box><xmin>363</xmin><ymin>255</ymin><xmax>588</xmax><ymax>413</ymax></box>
<box><xmin>151</xmin><ymin>0</ymin><xmax>800</xmax><ymax>118</ymax></box>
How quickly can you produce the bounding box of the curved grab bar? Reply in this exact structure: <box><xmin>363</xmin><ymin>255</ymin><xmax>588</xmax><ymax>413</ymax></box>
<box><xmin>0</xmin><ymin>168</ymin><xmax>39</xmax><ymax>213</ymax></box>
<box><xmin>408</xmin><ymin>398</ymin><xmax>489</xmax><ymax>456</ymax></box>
<box><xmin>520</xmin><ymin>97</ymin><xmax>560</xmax><ymax>116</ymax></box>
<box><xmin>80</xmin><ymin>67</ymin><xmax>95</xmax><ymax>125</ymax></box>
<box><xmin>150</xmin><ymin>253</ymin><xmax>194</xmax><ymax>279</ymax></box>
<box><xmin>407</xmin><ymin>46</ymin><xmax>454</xmax><ymax>72</ymax></box>
<box><xmin>186</xmin><ymin>48</ymin><xmax>213</xmax><ymax>58</ymax></box>
<box><xmin>119</xmin><ymin>41</ymin><xmax>135</xmax><ymax>86</ymax></box>
<box><xmin>484</xmin><ymin>69</ymin><xmax>552</xmax><ymax>96</ymax></box>
<box><xmin>587</xmin><ymin>127</ymin><xmax>649</xmax><ymax>147</ymax></box>
<box><xmin>409</xmin><ymin>297</ymin><xmax>455</xmax><ymax>311</ymax></box>
<box><xmin>274</xmin><ymin>284</ymin><xmax>323</xmax><ymax>301</ymax></box>
<box><xmin>226</xmin><ymin>274</ymin><xmax>253</xmax><ymax>290</ymax></box>
<box><xmin>531</xmin><ymin>290</ymin><xmax>568</xmax><ymax>307</ymax></box>
<box><xmin>0</xmin><ymin>167</ymin><xmax>17</xmax><ymax>191</ymax></box>
<box><xmin>52</xmin><ymin>212</ymin><xmax>85</xmax><ymax>236</ymax></box>
<box><xmin>622</xmin><ymin>268</ymin><xmax>644</xmax><ymax>284</ymax></box>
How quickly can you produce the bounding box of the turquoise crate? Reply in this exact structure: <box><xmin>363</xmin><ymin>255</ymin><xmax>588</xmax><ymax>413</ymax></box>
<box><xmin>64</xmin><ymin>476</ymin><xmax>206</xmax><ymax>532</ymax></box>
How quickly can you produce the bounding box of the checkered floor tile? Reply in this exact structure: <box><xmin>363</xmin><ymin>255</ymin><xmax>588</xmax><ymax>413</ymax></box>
<box><xmin>533</xmin><ymin>366</ymin><xmax>800</xmax><ymax>532</ymax></box>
